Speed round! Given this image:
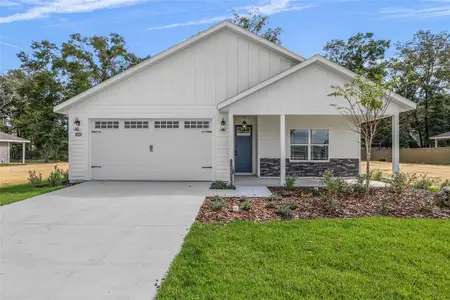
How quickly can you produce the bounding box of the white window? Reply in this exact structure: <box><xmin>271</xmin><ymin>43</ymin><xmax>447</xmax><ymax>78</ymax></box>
<box><xmin>155</xmin><ymin>121</ymin><xmax>179</xmax><ymax>129</ymax></box>
<box><xmin>125</xmin><ymin>121</ymin><xmax>149</xmax><ymax>129</ymax></box>
<box><xmin>184</xmin><ymin>120</ymin><xmax>209</xmax><ymax>129</ymax></box>
<box><xmin>290</xmin><ymin>129</ymin><xmax>329</xmax><ymax>161</ymax></box>
<box><xmin>95</xmin><ymin>121</ymin><xmax>119</xmax><ymax>129</ymax></box>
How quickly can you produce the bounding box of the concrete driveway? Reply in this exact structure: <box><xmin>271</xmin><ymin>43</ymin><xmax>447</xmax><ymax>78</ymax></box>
<box><xmin>0</xmin><ymin>181</ymin><xmax>209</xmax><ymax>300</ymax></box>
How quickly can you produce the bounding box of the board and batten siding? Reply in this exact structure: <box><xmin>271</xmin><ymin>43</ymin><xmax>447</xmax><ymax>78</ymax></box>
<box><xmin>66</xmin><ymin>28</ymin><xmax>298</xmax><ymax>181</ymax></box>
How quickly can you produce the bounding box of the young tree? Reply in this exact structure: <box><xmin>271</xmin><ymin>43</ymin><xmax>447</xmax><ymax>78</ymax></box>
<box><xmin>230</xmin><ymin>10</ymin><xmax>283</xmax><ymax>44</ymax></box>
<box><xmin>328</xmin><ymin>75</ymin><xmax>397</xmax><ymax>191</ymax></box>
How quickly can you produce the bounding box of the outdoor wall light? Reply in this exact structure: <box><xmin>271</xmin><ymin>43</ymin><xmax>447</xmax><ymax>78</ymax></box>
<box><xmin>241</xmin><ymin>116</ymin><xmax>248</xmax><ymax>129</ymax></box>
<box><xmin>73</xmin><ymin>117</ymin><xmax>81</xmax><ymax>131</ymax></box>
<box><xmin>220</xmin><ymin>118</ymin><xmax>227</xmax><ymax>131</ymax></box>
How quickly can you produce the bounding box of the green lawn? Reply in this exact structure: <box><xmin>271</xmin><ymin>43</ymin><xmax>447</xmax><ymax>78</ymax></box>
<box><xmin>0</xmin><ymin>183</ymin><xmax>63</xmax><ymax>206</ymax></box>
<box><xmin>157</xmin><ymin>218</ymin><xmax>450</xmax><ymax>300</ymax></box>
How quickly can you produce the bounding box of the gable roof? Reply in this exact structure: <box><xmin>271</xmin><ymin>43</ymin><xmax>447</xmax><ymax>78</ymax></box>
<box><xmin>0</xmin><ymin>132</ymin><xmax>30</xmax><ymax>143</ymax></box>
<box><xmin>430</xmin><ymin>131</ymin><xmax>450</xmax><ymax>140</ymax></box>
<box><xmin>217</xmin><ymin>54</ymin><xmax>417</xmax><ymax>111</ymax></box>
<box><xmin>54</xmin><ymin>20</ymin><xmax>305</xmax><ymax>113</ymax></box>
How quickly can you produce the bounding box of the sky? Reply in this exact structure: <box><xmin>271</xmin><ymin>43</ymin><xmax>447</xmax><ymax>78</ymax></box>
<box><xmin>0</xmin><ymin>0</ymin><xmax>449</xmax><ymax>73</ymax></box>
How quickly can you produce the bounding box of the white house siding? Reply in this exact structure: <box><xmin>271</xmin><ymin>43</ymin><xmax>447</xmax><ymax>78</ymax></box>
<box><xmin>0</xmin><ymin>142</ymin><xmax>9</xmax><ymax>164</ymax></box>
<box><xmin>258</xmin><ymin>115</ymin><xmax>359</xmax><ymax>159</ymax></box>
<box><xmin>227</xmin><ymin>63</ymin><xmax>407</xmax><ymax>116</ymax></box>
<box><xmin>66</xmin><ymin>28</ymin><xmax>297</xmax><ymax>181</ymax></box>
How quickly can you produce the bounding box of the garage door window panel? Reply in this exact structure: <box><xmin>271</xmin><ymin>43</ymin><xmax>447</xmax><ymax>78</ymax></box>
<box><xmin>155</xmin><ymin>121</ymin><xmax>179</xmax><ymax>129</ymax></box>
<box><xmin>95</xmin><ymin>121</ymin><xmax>119</xmax><ymax>129</ymax></box>
<box><xmin>184</xmin><ymin>121</ymin><xmax>209</xmax><ymax>129</ymax></box>
<box><xmin>125</xmin><ymin>121</ymin><xmax>149</xmax><ymax>129</ymax></box>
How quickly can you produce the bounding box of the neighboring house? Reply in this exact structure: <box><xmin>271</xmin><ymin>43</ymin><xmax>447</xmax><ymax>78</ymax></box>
<box><xmin>0</xmin><ymin>132</ymin><xmax>30</xmax><ymax>164</ymax></box>
<box><xmin>54</xmin><ymin>21</ymin><xmax>416</xmax><ymax>185</ymax></box>
<box><xmin>430</xmin><ymin>132</ymin><xmax>450</xmax><ymax>148</ymax></box>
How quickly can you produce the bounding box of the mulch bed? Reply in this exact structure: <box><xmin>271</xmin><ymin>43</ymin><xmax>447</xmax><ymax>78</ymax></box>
<box><xmin>197</xmin><ymin>187</ymin><xmax>450</xmax><ymax>222</ymax></box>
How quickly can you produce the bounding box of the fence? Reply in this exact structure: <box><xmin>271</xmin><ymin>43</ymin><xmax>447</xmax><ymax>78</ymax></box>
<box><xmin>362</xmin><ymin>147</ymin><xmax>450</xmax><ymax>164</ymax></box>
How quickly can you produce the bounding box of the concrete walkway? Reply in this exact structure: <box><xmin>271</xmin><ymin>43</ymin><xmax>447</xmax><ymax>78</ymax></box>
<box><xmin>0</xmin><ymin>181</ymin><xmax>209</xmax><ymax>300</ymax></box>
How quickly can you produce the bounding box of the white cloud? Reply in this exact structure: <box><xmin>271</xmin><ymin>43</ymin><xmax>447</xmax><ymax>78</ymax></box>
<box><xmin>0</xmin><ymin>40</ymin><xmax>20</xmax><ymax>48</ymax></box>
<box><xmin>381</xmin><ymin>1</ymin><xmax>450</xmax><ymax>18</ymax></box>
<box><xmin>0</xmin><ymin>1</ymin><xmax>19</xmax><ymax>7</ymax></box>
<box><xmin>147</xmin><ymin>0</ymin><xmax>313</xmax><ymax>31</ymax></box>
<box><xmin>0</xmin><ymin>0</ymin><xmax>152</xmax><ymax>23</ymax></box>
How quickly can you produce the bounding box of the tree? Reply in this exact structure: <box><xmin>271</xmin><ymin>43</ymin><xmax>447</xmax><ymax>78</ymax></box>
<box><xmin>324</xmin><ymin>33</ymin><xmax>391</xmax><ymax>80</ymax></box>
<box><xmin>390</xmin><ymin>31</ymin><xmax>450</xmax><ymax>147</ymax></box>
<box><xmin>230</xmin><ymin>10</ymin><xmax>283</xmax><ymax>44</ymax></box>
<box><xmin>55</xmin><ymin>33</ymin><xmax>146</xmax><ymax>98</ymax></box>
<box><xmin>328</xmin><ymin>75</ymin><xmax>397</xmax><ymax>192</ymax></box>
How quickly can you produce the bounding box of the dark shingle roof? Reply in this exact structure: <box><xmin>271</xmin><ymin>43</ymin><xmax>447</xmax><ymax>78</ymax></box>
<box><xmin>430</xmin><ymin>131</ymin><xmax>450</xmax><ymax>140</ymax></box>
<box><xmin>0</xmin><ymin>132</ymin><xmax>30</xmax><ymax>143</ymax></box>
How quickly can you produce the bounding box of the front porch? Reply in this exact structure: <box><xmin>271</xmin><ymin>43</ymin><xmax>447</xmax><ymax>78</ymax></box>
<box><xmin>226</xmin><ymin>114</ymin><xmax>400</xmax><ymax>186</ymax></box>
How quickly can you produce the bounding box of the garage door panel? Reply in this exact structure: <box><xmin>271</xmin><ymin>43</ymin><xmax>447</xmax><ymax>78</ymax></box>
<box><xmin>90</xmin><ymin>119</ymin><xmax>212</xmax><ymax>181</ymax></box>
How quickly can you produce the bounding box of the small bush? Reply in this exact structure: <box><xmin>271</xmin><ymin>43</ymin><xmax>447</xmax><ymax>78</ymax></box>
<box><xmin>48</xmin><ymin>165</ymin><xmax>65</xmax><ymax>187</ymax></box>
<box><xmin>285</xmin><ymin>175</ymin><xmax>297</xmax><ymax>190</ymax></box>
<box><xmin>28</xmin><ymin>170</ymin><xmax>43</xmax><ymax>187</ymax></box>
<box><xmin>276</xmin><ymin>204</ymin><xmax>294</xmax><ymax>219</ymax></box>
<box><xmin>370</xmin><ymin>170</ymin><xmax>384</xmax><ymax>182</ymax></box>
<box><xmin>440</xmin><ymin>179</ymin><xmax>450</xmax><ymax>189</ymax></box>
<box><xmin>209</xmin><ymin>196</ymin><xmax>225</xmax><ymax>211</ymax></box>
<box><xmin>414</xmin><ymin>175</ymin><xmax>434</xmax><ymax>190</ymax></box>
<box><xmin>210</xmin><ymin>180</ymin><xmax>236</xmax><ymax>190</ymax></box>
<box><xmin>321</xmin><ymin>169</ymin><xmax>352</xmax><ymax>199</ymax></box>
<box><xmin>389</xmin><ymin>172</ymin><xmax>417</xmax><ymax>194</ymax></box>
<box><xmin>241</xmin><ymin>199</ymin><xmax>252</xmax><ymax>211</ymax></box>
<box><xmin>269</xmin><ymin>194</ymin><xmax>283</xmax><ymax>202</ymax></box>
<box><xmin>428</xmin><ymin>186</ymin><xmax>440</xmax><ymax>193</ymax></box>
<box><xmin>265</xmin><ymin>200</ymin><xmax>275</xmax><ymax>209</ymax></box>
<box><xmin>352</xmin><ymin>175</ymin><xmax>367</xmax><ymax>196</ymax></box>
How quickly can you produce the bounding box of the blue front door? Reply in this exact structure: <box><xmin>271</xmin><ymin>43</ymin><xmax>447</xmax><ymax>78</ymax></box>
<box><xmin>235</xmin><ymin>125</ymin><xmax>252</xmax><ymax>173</ymax></box>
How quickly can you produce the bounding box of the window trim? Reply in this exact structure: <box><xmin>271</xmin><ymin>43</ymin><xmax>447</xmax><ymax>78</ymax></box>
<box><xmin>289</xmin><ymin>128</ymin><xmax>330</xmax><ymax>162</ymax></box>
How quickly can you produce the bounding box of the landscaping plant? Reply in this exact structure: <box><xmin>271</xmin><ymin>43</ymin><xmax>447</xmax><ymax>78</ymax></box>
<box><xmin>413</xmin><ymin>175</ymin><xmax>434</xmax><ymax>190</ymax></box>
<box><xmin>210</xmin><ymin>180</ymin><xmax>236</xmax><ymax>190</ymax></box>
<box><xmin>285</xmin><ymin>175</ymin><xmax>297</xmax><ymax>189</ymax></box>
<box><xmin>241</xmin><ymin>199</ymin><xmax>252</xmax><ymax>211</ymax></box>
<box><xmin>389</xmin><ymin>172</ymin><xmax>417</xmax><ymax>194</ymax></box>
<box><xmin>276</xmin><ymin>204</ymin><xmax>294</xmax><ymax>219</ymax></box>
<box><xmin>209</xmin><ymin>196</ymin><xmax>225</xmax><ymax>211</ymax></box>
<box><xmin>27</xmin><ymin>170</ymin><xmax>43</xmax><ymax>187</ymax></box>
<box><xmin>47</xmin><ymin>165</ymin><xmax>66</xmax><ymax>187</ymax></box>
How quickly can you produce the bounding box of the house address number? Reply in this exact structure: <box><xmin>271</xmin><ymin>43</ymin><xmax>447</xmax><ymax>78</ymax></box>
<box><xmin>75</xmin><ymin>132</ymin><xmax>82</xmax><ymax>137</ymax></box>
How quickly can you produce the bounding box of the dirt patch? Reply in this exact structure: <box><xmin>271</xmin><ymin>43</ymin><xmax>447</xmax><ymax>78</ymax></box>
<box><xmin>197</xmin><ymin>187</ymin><xmax>450</xmax><ymax>223</ymax></box>
<box><xmin>363</xmin><ymin>161</ymin><xmax>450</xmax><ymax>184</ymax></box>
<box><xmin>0</xmin><ymin>163</ymin><xmax>68</xmax><ymax>187</ymax></box>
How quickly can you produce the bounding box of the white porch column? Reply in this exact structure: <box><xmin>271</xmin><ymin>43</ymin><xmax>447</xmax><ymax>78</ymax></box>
<box><xmin>280</xmin><ymin>114</ymin><xmax>286</xmax><ymax>186</ymax></box>
<box><xmin>392</xmin><ymin>114</ymin><xmax>400</xmax><ymax>175</ymax></box>
<box><xmin>22</xmin><ymin>143</ymin><xmax>26</xmax><ymax>164</ymax></box>
<box><xmin>228</xmin><ymin>113</ymin><xmax>234</xmax><ymax>183</ymax></box>
<box><xmin>435</xmin><ymin>139</ymin><xmax>438</xmax><ymax>148</ymax></box>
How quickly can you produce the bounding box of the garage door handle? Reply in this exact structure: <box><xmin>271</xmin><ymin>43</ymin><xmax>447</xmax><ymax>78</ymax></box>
<box><xmin>149</xmin><ymin>145</ymin><xmax>153</xmax><ymax>152</ymax></box>
<box><xmin>91</xmin><ymin>166</ymin><xmax>102</xmax><ymax>168</ymax></box>
<box><xmin>202</xmin><ymin>166</ymin><xmax>212</xmax><ymax>169</ymax></box>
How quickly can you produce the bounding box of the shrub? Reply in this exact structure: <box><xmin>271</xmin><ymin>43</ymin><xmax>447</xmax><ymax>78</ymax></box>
<box><xmin>370</xmin><ymin>170</ymin><xmax>384</xmax><ymax>182</ymax></box>
<box><xmin>440</xmin><ymin>179</ymin><xmax>450</xmax><ymax>189</ymax></box>
<box><xmin>413</xmin><ymin>175</ymin><xmax>434</xmax><ymax>190</ymax></box>
<box><xmin>48</xmin><ymin>165</ymin><xmax>65</xmax><ymax>187</ymax></box>
<box><xmin>321</xmin><ymin>169</ymin><xmax>352</xmax><ymax>199</ymax></box>
<box><xmin>265</xmin><ymin>200</ymin><xmax>275</xmax><ymax>209</ymax></box>
<box><xmin>269</xmin><ymin>194</ymin><xmax>283</xmax><ymax>202</ymax></box>
<box><xmin>28</xmin><ymin>170</ymin><xmax>43</xmax><ymax>187</ymax></box>
<box><xmin>389</xmin><ymin>172</ymin><xmax>417</xmax><ymax>194</ymax></box>
<box><xmin>352</xmin><ymin>175</ymin><xmax>367</xmax><ymax>196</ymax></box>
<box><xmin>428</xmin><ymin>186</ymin><xmax>440</xmax><ymax>193</ymax></box>
<box><xmin>209</xmin><ymin>196</ymin><xmax>225</xmax><ymax>211</ymax></box>
<box><xmin>285</xmin><ymin>175</ymin><xmax>297</xmax><ymax>189</ymax></box>
<box><xmin>241</xmin><ymin>199</ymin><xmax>252</xmax><ymax>211</ymax></box>
<box><xmin>210</xmin><ymin>180</ymin><xmax>236</xmax><ymax>190</ymax></box>
<box><xmin>276</xmin><ymin>204</ymin><xmax>294</xmax><ymax>219</ymax></box>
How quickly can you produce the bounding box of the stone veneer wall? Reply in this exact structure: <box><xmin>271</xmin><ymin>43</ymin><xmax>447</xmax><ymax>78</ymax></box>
<box><xmin>260</xmin><ymin>158</ymin><xmax>359</xmax><ymax>177</ymax></box>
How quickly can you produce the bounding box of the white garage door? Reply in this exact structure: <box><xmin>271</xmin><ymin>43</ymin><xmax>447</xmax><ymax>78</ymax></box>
<box><xmin>90</xmin><ymin>119</ymin><xmax>212</xmax><ymax>181</ymax></box>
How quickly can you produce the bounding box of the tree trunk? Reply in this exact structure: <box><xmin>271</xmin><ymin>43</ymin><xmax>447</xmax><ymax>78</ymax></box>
<box><xmin>365</xmin><ymin>138</ymin><xmax>372</xmax><ymax>194</ymax></box>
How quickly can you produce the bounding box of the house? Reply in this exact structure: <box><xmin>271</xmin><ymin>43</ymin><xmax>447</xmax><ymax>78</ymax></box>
<box><xmin>0</xmin><ymin>132</ymin><xmax>30</xmax><ymax>164</ymax></box>
<box><xmin>54</xmin><ymin>21</ymin><xmax>416</xmax><ymax>185</ymax></box>
<box><xmin>430</xmin><ymin>131</ymin><xmax>450</xmax><ymax>148</ymax></box>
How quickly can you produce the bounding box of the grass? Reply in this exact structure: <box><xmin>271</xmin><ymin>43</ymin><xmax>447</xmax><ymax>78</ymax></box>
<box><xmin>0</xmin><ymin>183</ymin><xmax>63</xmax><ymax>206</ymax></box>
<box><xmin>156</xmin><ymin>218</ymin><xmax>450</xmax><ymax>300</ymax></box>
